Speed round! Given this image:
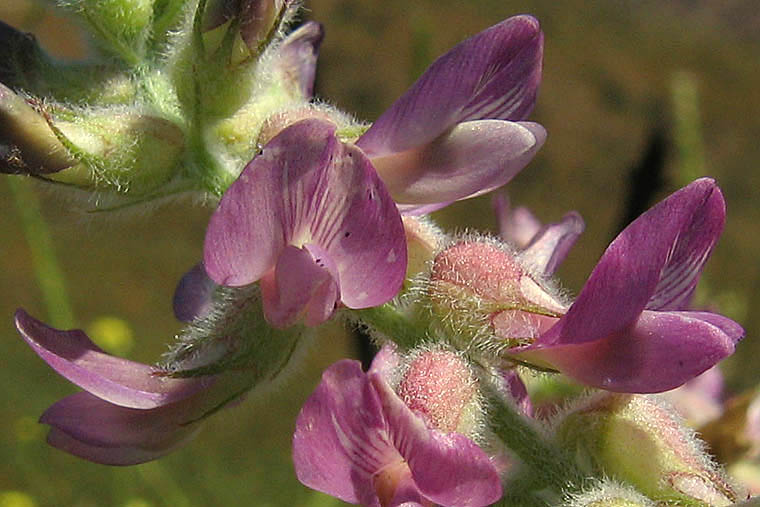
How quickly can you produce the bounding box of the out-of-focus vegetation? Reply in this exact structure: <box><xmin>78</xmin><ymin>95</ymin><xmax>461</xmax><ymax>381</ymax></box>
<box><xmin>1</xmin><ymin>1</ymin><xmax>758</xmax><ymax>505</ymax></box>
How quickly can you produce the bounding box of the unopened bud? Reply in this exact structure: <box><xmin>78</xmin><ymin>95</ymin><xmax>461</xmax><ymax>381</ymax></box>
<box><xmin>429</xmin><ymin>239</ymin><xmax>565</xmax><ymax>345</ymax></box>
<box><xmin>0</xmin><ymin>84</ymin><xmax>75</xmax><ymax>174</ymax></box>
<box><xmin>556</xmin><ymin>393</ymin><xmax>742</xmax><ymax>506</ymax></box>
<box><xmin>396</xmin><ymin>348</ymin><xmax>482</xmax><ymax>436</ymax></box>
<box><xmin>47</xmin><ymin>111</ymin><xmax>185</xmax><ymax>198</ymax></box>
<box><xmin>203</xmin><ymin>0</ymin><xmax>292</xmax><ymax>63</ymax></box>
<box><xmin>63</xmin><ymin>0</ymin><xmax>153</xmax><ymax>56</ymax></box>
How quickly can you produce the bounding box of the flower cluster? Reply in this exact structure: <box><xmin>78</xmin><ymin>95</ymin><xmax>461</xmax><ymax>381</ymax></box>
<box><xmin>2</xmin><ymin>1</ymin><xmax>749</xmax><ymax>505</ymax></box>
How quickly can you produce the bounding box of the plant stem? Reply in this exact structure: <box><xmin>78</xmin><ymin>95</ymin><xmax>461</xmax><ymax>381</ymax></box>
<box><xmin>7</xmin><ymin>177</ymin><xmax>74</xmax><ymax>328</ymax></box>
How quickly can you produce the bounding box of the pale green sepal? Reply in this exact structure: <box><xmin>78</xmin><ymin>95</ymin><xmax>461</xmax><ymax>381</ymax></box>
<box><xmin>160</xmin><ymin>286</ymin><xmax>314</xmax><ymax>387</ymax></box>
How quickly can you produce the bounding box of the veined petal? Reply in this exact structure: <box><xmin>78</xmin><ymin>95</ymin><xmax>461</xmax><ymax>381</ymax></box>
<box><xmin>521</xmin><ymin>211</ymin><xmax>584</xmax><ymax>276</ymax></box>
<box><xmin>311</xmin><ymin>141</ymin><xmax>407</xmax><ymax>308</ymax></box>
<box><xmin>540</xmin><ymin>178</ymin><xmax>725</xmax><ymax>347</ymax></box>
<box><xmin>173</xmin><ymin>263</ymin><xmax>217</xmax><ymax>322</ymax></box>
<box><xmin>357</xmin><ymin>16</ymin><xmax>543</xmax><ymax>158</ymax></box>
<box><xmin>40</xmin><ymin>369</ymin><xmax>252</xmax><ymax>465</ymax></box>
<box><xmin>371</xmin><ymin>120</ymin><xmax>545</xmax><ymax>205</ymax></box>
<box><xmin>204</xmin><ymin>119</ymin><xmax>406</xmax><ymax>309</ymax></box>
<box><xmin>15</xmin><ymin>310</ymin><xmax>210</xmax><ymax>409</ymax></box>
<box><xmin>41</xmin><ymin>392</ymin><xmax>203</xmax><ymax>466</ymax></box>
<box><xmin>259</xmin><ymin>244</ymin><xmax>339</xmax><ymax>328</ymax></box>
<box><xmin>276</xmin><ymin>21</ymin><xmax>324</xmax><ymax>99</ymax></box>
<box><xmin>371</xmin><ymin>373</ymin><xmax>502</xmax><ymax>507</ymax></box>
<box><xmin>293</xmin><ymin>360</ymin><xmax>399</xmax><ymax>506</ymax></box>
<box><xmin>512</xmin><ymin>310</ymin><xmax>742</xmax><ymax>393</ymax></box>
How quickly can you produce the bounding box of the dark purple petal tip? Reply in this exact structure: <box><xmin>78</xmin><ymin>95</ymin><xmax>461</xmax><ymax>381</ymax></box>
<box><xmin>173</xmin><ymin>263</ymin><xmax>217</xmax><ymax>322</ymax></box>
<box><xmin>543</xmin><ymin>178</ymin><xmax>725</xmax><ymax>347</ymax></box>
<box><xmin>358</xmin><ymin>15</ymin><xmax>543</xmax><ymax>158</ymax></box>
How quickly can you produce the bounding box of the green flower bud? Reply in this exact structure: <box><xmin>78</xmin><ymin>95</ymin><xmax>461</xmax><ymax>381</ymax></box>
<box><xmin>56</xmin><ymin>0</ymin><xmax>153</xmax><ymax>62</ymax></box>
<box><xmin>46</xmin><ymin>109</ymin><xmax>185</xmax><ymax>200</ymax></box>
<box><xmin>555</xmin><ymin>393</ymin><xmax>742</xmax><ymax>506</ymax></box>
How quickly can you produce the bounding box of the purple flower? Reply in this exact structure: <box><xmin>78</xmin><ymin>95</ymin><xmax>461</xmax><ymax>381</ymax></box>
<box><xmin>356</xmin><ymin>15</ymin><xmax>545</xmax><ymax>214</ymax></box>
<box><xmin>293</xmin><ymin>346</ymin><xmax>502</xmax><ymax>506</ymax></box>
<box><xmin>14</xmin><ymin>309</ymin><xmax>249</xmax><ymax>465</ymax></box>
<box><xmin>198</xmin><ymin>16</ymin><xmax>546</xmax><ymax>326</ymax></box>
<box><xmin>433</xmin><ymin>178</ymin><xmax>744</xmax><ymax>393</ymax></box>
<box><xmin>203</xmin><ymin>118</ymin><xmax>407</xmax><ymax>328</ymax></box>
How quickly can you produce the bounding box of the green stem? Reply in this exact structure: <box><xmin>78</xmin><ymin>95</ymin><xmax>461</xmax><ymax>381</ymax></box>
<box><xmin>7</xmin><ymin>177</ymin><xmax>75</xmax><ymax>328</ymax></box>
<box><xmin>485</xmin><ymin>384</ymin><xmax>587</xmax><ymax>498</ymax></box>
<box><xmin>353</xmin><ymin>303</ymin><xmax>429</xmax><ymax>350</ymax></box>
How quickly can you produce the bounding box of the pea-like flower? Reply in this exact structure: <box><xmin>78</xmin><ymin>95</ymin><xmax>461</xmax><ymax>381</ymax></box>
<box><xmin>203</xmin><ymin>118</ymin><xmax>408</xmax><ymax>328</ymax></box>
<box><xmin>432</xmin><ymin>178</ymin><xmax>744</xmax><ymax>393</ymax></box>
<box><xmin>356</xmin><ymin>15</ymin><xmax>545</xmax><ymax>215</ymax></box>
<box><xmin>293</xmin><ymin>346</ymin><xmax>502</xmax><ymax>507</ymax></box>
<box><xmin>14</xmin><ymin>310</ymin><xmax>251</xmax><ymax>465</ymax></box>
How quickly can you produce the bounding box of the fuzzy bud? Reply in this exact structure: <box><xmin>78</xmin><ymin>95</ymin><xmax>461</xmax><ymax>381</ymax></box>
<box><xmin>396</xmin><ymin>348</ymin><xmax>481</xmax><ymax>435</ymax></box>
<box><xmin>44</xmin><ymin>110</ymin><xmax>185</xmax><ymax>199</ymax></box>
<box><xmin>429</xmin><ymin>239</ymin><xmax>565</xmax><ymax>346</ymax></box>
<box><xmin>555</xmin><ymin>393</ymin><xmax>742</xmax><ymax>506</ymax></box>
<box><xmin>60</xmin><ymin>0</ymin><xmax>153</xmax><ymax>58</ymax></box>
<box><xmin>203</xmin><ymin>0</ymin><xmax>292</xmax><ymax>63</ymax></box>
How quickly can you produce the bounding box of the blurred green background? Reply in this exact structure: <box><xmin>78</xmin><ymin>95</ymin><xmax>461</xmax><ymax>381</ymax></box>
<box><xmin>1</xmin><ymin>1</ymin><xmax>759</xmax><ymax>505</ymax></box>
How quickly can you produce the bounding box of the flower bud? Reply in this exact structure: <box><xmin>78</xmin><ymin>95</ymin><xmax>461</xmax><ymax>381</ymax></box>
<box><xmin>555</xmin><ymin>393</ymin><xmax>742</xmax><ymax>506</ymax></box>
<box><xmin>429</xmin><ymin>239</ymin><xmax>565</xmax><ymax>346</ymax></box>
<box><xmin>62</xmin><ymin>0</ymin><xmax>153</xmax><ymax>57</ymax></box>
<box><xmin>396</xmin><ymin>348</ymin><xmax>481</xmax><ymax>435</ymax></box>
<box><xmin>42</xmin><ymin>110</ymin><xmax>185</xmax><ymax>198</ymax></box>
<box><xmin>0</xmin><ymin>84</ymin><xmax>75</xmax><ymax>174</ymax></box>
<box><xmin>203</xmin><ymin>0</ymin><xmax>293</xmax><ymax>63</ymax></box>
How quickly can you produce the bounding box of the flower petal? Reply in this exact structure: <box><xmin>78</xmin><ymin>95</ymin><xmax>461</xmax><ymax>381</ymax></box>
<box><xmin>204</xmin><ymin>118</ymin><xmax>406</xmax><ymax>309</ymax></box>
<box><xmin>15</xmin><ymin>309</ymin><xmax>210</xmax><ymax>409</ymax></box>
<box><xmin>173</xmin><ymin>263</ymin><xmax>217</xmax><ymax>322</ymax></box>
<box><xmin>357</xmin><ymin>16</ymin><xmax>543</xmax><ymax>158</ymax></box>
<box><xmin>293</xmin><ymin>360</ymin><xmax>399</xmax><ymax>506</ymax></box>
<box><xmin>276</xmin><ymin>21</ymin><xmax>324</xmax><ymax>99</ymax></box>
<box><xmin>259</xmin><ymin>244</ymin><xmax>339</xmax><ymax>328</ymax></box>
<box><xmin>540</xmin><ymin>178</ymin><xmax>725</xmax><ymax>347</ymax></box>
<box><xmin>371</xmin><ymin>373</ymin><xmax>503</xmax><ymax>506</ymax></box>
<box><xmin>521</xmin><ymin>211</ymin><xmax>584</xmax><ymax>276</ymax></box>
<box><xmin>493</xmin><ymin>193</ymin><xmax>541</xmax><ymax>248</ymax></box>
<box><xmin>371</xmin><ymin>120</ymin><xmax>545</xmax><ymax>205</ymax></box>
<box><xmin>512</xmin><ymin>310</ymin><xmax>742</xmax><ymax>393</ymax></box>
<box><xmin>41</xmin><ymin>392</ymin><xmax>202</xmax><ymax>466</ymax></box>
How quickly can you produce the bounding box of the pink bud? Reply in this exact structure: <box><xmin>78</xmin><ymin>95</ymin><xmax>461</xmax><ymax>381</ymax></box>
<box><xmin>429</xmin><ymin>240</ymin><xmax>565</xmax><ymax>345</ymax></box>
<box><xmin>397</xmin><ymin>349</ymin><xmax>478</xmax><ymax>434</ymax></box>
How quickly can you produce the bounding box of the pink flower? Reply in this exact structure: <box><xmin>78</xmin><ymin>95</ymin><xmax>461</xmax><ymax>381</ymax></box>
<box><xmin>293</xmin><ymin>347</ymin><xmax>502</xmax><ymax>506</ymax></box>
<box><xmin>14</xmin><ymin>310</ymin><xmax>250</xmax><ymax>465</ymax></box>
<box><xmin>432</xmin><ymin>179</ymin><xmax>744</xmax><ymax>393</ymax></box>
